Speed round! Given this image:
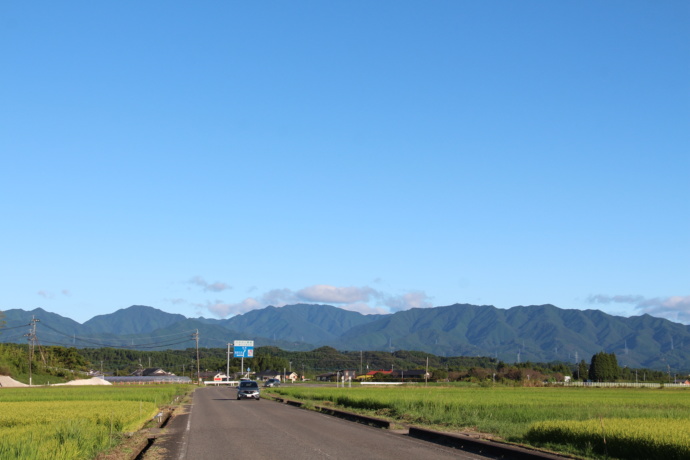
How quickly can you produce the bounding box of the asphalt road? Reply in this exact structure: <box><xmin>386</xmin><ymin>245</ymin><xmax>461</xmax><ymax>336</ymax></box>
<box><xmin>168</xmin><ymin>386</ymin><xmax>496</xmax><ymax>459</ymax></box>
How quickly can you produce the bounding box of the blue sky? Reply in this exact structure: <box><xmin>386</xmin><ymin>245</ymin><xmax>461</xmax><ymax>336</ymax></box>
<box><xmin>2</xmin><ymin>2</ymin><xmax>688</xmax><ymax>324</ymax></box>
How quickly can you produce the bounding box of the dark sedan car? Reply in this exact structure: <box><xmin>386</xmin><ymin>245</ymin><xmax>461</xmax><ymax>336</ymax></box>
<box><xmin>237</xmin><ymin>380</ymin><xmax>260</xmax><ymax>400</ymax></box>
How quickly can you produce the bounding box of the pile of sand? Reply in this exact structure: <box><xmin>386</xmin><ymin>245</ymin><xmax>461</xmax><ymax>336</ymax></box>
<box><xmin>0</xmin><ymin>376</ymin><xmax>113</xmax><ymax>387</ymax></box>
<box><xmin>60</xmin><ymin>377</ymin><xmax>112</xmax><ymax>386</ymax></box>
<box><xmin>0</xmin><ymin>376</ymin><xmax>29</xmax><ymax>387</ymax></box>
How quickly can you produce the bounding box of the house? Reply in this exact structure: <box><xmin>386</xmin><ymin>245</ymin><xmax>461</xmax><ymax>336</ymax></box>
<box><xmin>198</xmin><ymin>371</ymin><xmax>221</xmax><ymax>381</ymax></box>
<box><xmin>231</xmin><ymin>371</ymin><xmax>255</xmax><ymax>380</ymax></box>
<box><xmin>316</xmin><ymin>370</ymin><xmax>357</xmax><ymax>382</ymax></box>
<box><xmin>391</xmin><ymin>369</ymin><xmax>430</xmax><ymax>380</ymax></box>
<box><xmin>131</xmin><ymin>368</ymin><xmax>170</xmax><ymax>377</ymax></box>
<box><xmin>211</xmin><ymin>372</ymin><xmax>231</xmax><ymax>382</ymax></box>
<box><xmin>365</xmin><ymin>370</ymin><xmax>393</xmax><ymax>378</ymax></box>
<box><xmin>340</xmin><ymin>370</ymin><xmax>357</xmax><ymax>381</ymax></box>
<box><xmin>316</xmin><ymin>372</ymin><xmax>337</xmax><ymax>382</ymax></box>
<box><xmin>255</xmin><ymin>370</ymin><xmax>282</xmax><ymax>382</ymax></box>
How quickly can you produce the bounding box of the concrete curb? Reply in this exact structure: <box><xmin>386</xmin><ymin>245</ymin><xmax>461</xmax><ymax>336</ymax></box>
<box><xmin>408</xmin><ymin>426</ymin><xmax>567</xmax><ymax>459</ymax></box>
<box><xmin>269</xmin><ymin>396</ymin><xmax>568</xmax><ymax>459</ymax></box>
<box><xmin>314</xmin><ymin>405</ymin><xmax>391</xmax><ymax>429</ymax></box>
<box><xmin>270</xmin><ymin>397</ymin><xmax>390</xmax><ymax>428</ymax></box>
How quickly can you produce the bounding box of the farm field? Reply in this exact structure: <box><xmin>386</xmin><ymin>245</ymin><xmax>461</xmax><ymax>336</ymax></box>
<box><xmin>271</xmin><ymin>384</ymin><xmax>690</xmax><ymax>459</ymax></box>
<box><xmin>0</xmin><ymin>384</ymin><xmax>191</xmax><ymax>459</ymax></box>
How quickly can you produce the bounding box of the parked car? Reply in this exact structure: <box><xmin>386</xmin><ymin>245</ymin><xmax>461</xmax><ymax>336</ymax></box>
<box><xmin>237</xmin><ymin>380</ymin><xmax>261</xmax><ymax>400</ymax></box>
<box><xmin>263</xmin><ymin>378</ymin><xmax>281</xmax><ymax>387</ymax></box>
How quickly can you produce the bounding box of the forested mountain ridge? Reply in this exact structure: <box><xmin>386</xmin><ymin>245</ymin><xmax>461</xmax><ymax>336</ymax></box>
<box><xmin>221</xmin><ymin>304</ymin><xmax>383</xmax><ymax>344</ymax></box>
<box><xmin>2</xmin><ymin>303</ymin><xmax>690</xmax><ymax>372</ymax></box>
<box><xmin>83</xmin><ymin>305</ymin><xmax>188</xmax><ymax>335</ymax></box>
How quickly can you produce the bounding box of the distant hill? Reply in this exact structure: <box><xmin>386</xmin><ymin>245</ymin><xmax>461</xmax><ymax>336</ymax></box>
<box><xmin>2</xmin><ymin>307</ymin><xmax>84</xmax><ymax>336</ymax></box>
<box><xmin>221</xmin><ymin>303</ymin><xmax>383</xmax><ymax>344</ymax></box>
<box><xmin>2</xmin><ymin>303</ymin><xmax>690</xmax><ymax>372</ymax></box>
<box><xmin>83</xmin><ymin>305</ymin><xmax>188</xmax><ymax>335</ymax></box>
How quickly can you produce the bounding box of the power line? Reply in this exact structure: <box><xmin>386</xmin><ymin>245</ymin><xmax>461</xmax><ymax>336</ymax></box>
<box><xmin>1</xmin><ymin>322</ymin><xmax>33</xmax><ymax>331</ymax></box>
<box><xmin>38</xmin><ymin>322</ymin><xmax>195</xmax><ymax>349</ymax></box>
<box><xmin>39</xmin><ymin>338</ymin><xmax>194</xmax><ymax>349</ymax></box>
<box><xmin>0</xmin><ymin>333</ymin><xmax>30</xmax><ymax>342</ymax></box>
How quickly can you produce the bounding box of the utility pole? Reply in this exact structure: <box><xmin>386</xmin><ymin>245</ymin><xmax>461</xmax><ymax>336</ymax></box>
<box><xmin>226</xmin><ymin>343</ymin><xmax>231</xmax><ymax>378</ymax></box>
<box><xmin>193</xmin><ymin>330</ymin><xmax>200</xmax><ymax>384</ymax></box>
<box><xmin>425</xmin><ymin>356</ymin><xmax>428</xmax><ymax>386</ymax></box>
<box><xmin>24</xmin><ymin>317</ymin><xmax>40</xmax><ymax>386</ymax></box>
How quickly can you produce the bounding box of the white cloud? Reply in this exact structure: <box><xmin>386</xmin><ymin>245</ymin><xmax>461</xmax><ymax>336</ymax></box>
<box><xmin>261</xmin><ymin>288</ymin><xmax>299</xmax><ymax>307</ymax></box>
<box><xmin>167</xmin><ymin>298</ymin><xmax>188</xmax><ymax>305</ymax></box>
<box><xmin>384</xmin><ymin>291</ymin><xmax>433</xmax><ymax>312</ymax></box>
<box><xmin>189</xmin><ymin>276</ymin><xmax>232</xmax><ymax>292</ymax></box>
<box><xmin>339</xmin><ymin>302</ymin><xmax>390</xmax><ymax>315</ymax></box>
<box><xmin>198</xmin><ymin>283</ymin><xmax>435</xmax><ymax>318</ymax></box>
<box><xmin>587</xmin><ymin>294</ymin><xmax>645</xmax><ymax>305</ymax></box>
<box><xmin>38</xmin><ymin>289</ymin><xmax>72</xmax><ymax>299</ymax></box>
<box><xmin>205</xmin><ymin>298</ymin><xmax>262</xmax><ymax>317</ymax></box>
<box><xmin>636</xmin><ymin>296</ymin><xmax>690</xmax><ymax>323</ymax></box>
<box><xmin>296</xmin><ymin>285</ymin><xmax>379</xmax><ymax>304</ymax></box>
<box><xmin>587</xmin><ymin>294</ymin><xmax>690</xmax><ymax>323</ymax></box>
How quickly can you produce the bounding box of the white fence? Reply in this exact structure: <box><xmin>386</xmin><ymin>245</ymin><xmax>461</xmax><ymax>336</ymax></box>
<box><xmin>204</xmin><ymin>380</ymin><xmax>240</xmax><ymax>386</ymax></box>
<box><xmin>565</xmin><ymin>381</ymin><xmax>690</xmax><ymax>388</ymax></box>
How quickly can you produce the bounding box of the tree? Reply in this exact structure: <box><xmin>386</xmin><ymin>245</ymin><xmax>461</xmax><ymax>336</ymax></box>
<box><xmin>432</xmin><ymin>368</ymin><xmax>448</xmax><ymax>381</ymax></box>
<box><xmin>589</xmin><ymin>352</ymin><xmax>620</xmax><ymax>382</ymax></box>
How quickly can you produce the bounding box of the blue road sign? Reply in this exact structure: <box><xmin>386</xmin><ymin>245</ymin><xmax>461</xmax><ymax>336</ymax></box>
<box><xmin>234</xmin><ymin>340</ymin><xmax>254</xmax><ymax>358</ymax></box>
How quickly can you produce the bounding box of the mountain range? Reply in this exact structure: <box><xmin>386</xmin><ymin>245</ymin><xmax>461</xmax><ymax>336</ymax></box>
<box><xmin>3</xmin><ymin>303</ymin><xmax>690</xmax><ymax>372</ymax></box>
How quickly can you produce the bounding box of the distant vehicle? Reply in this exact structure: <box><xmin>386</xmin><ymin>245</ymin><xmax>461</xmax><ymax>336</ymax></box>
<box><xmin>263</xmin><ymin>378</ymin><xmax>280</xmax><ymax>387</ymax></box>
<box><xmin>237</xmin><ymin>380</ymin><xmax>260</xmax><ymax>400</ymax></box>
